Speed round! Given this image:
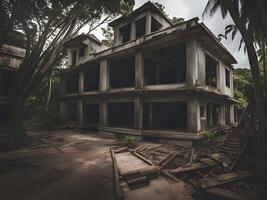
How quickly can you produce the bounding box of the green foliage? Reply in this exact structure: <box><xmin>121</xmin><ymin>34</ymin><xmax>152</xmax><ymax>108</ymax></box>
<box><xmin>202</xmin><ymin>130</ymin><xmax>217</xmax><ymax>142</ymax></box>
<box><xmin>233</xmin><ymin>68</ymin><xmax>252</xmax><ymax>107</ymax></box>
<box><xmin>123</xmin><ymin>135</ymin><xmax>137</xmax><ymax>148</ymax></box>
<box><xmin>101</xmin><ymin>27</ymin><xmax>114</xmax><ymax>47</ymax></box>
<box><xmin>153</xmin><ymin>2</ymin><xmax>184</xmax><ymax>24</ymax></box>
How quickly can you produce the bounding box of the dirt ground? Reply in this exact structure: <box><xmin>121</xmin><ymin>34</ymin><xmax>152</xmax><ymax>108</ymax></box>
<box><xmin>0</xmin><ymin>129</ymin><xmax>122</xmax><ymax>200</ymax></box>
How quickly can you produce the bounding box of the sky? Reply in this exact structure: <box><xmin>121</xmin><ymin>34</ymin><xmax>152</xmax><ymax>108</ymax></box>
<box><xmin>87</xmin><ymin>0</ymin><xmax>250</xmax><ymax>68</ymax></box>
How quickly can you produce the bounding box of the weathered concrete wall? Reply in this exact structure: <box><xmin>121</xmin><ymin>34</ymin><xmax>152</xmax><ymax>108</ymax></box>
<box><xmin>187</xmin><ymin>98</ymin><xmax>200</xmax><ymax>133</ymax></box>
<box><xmin>99</xmin><ymin>60</ymin><xmax>109</xmax><ymax>91</ymax></box>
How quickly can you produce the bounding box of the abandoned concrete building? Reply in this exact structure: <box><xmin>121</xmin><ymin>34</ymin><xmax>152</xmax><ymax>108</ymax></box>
<box><xmin>59</xmin><ymin>2</ymin><xmax>237</xmax><ymax>142</ymax></box>
<box><xmin>0</xmin><ymin>44</ymin><xmax>25</xmax><ymax>122</ymax></box>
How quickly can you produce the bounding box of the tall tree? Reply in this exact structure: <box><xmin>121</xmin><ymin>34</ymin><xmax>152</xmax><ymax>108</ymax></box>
<box><xmin>3</xmin><ymin>0</ymin><xmax>134</xmax><ymax>149</ymax></box>
<box><xmin>203</xmin><ymin>0</ymin><xmax>267</xmax><ymax>145</ymax></box>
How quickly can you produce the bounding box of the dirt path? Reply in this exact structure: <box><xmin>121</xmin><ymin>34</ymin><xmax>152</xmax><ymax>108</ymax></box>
<box><xmin>0</xmin><ymin>129</ymin><xmax>120</xmax><ymax>200</ymax></box>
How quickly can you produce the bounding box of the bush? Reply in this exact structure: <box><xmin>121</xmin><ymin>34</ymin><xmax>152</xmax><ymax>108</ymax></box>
<box><xmin>123</xmin><ymin>135</ymin><xmax>137</xmax><ymax>149</ymax></box>
<box><xmin>202</xmin><ymin>130</ymin><xmax>217</xmax><ymax>142</ymax></box>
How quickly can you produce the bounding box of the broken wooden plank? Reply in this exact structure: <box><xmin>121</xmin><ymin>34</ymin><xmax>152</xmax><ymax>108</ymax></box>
<box><xmin>130</xmin><ymin>150</ymin><xmax>154</xmax><ymax>165</ymax></box>
<box><xmin>205</xmin><ymin>187</ymin><xmax>242</xmax><ymax>200</ymax></box>
<box><xmin>114</xmin><ymin>147</ymin><xmax>128</xmax><ymax>154</ymax></box>
<box><xmin>198</xmin><ymin>158</ymin><xmax>220</xmax><ymax>167</ymax></box>
<box><xmin>110</xmin><ymin>149</ymin><xmax>123</xmax><ymax>199</ymax></box>
<box><xmin>161</xmin><ymin>169</ymin><xmax>181</xmax><ymax>183</ymax></box>
<box><xmin>161</xmin><ymin>152</ymin><xmax>180</xmax><ymax>167</ymax></box>
<box><xmin>169</xmin><ymin>162</ymin><xmax>208</xmax><ymax>174</ymax></box>
<box><xmin>198</xmin><ymin>171</ymin><xmax>253</xmax><ymax>189</ymax></box>
<box><xmin>126</xmin><ymin>176</ymin><xmax>149</xmax><ymax>189</ymax></box>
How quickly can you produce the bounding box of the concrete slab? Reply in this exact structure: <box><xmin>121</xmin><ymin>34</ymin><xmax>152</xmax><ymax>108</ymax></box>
<box><xmin>115</xmin><ymin>152</ymin><xmax>150</xmax><ymax>175</ymax></box>
<box><xmin>123</xmin><ymin>177</ymin><xmax>194</xmax><ymax>200</ymax></box>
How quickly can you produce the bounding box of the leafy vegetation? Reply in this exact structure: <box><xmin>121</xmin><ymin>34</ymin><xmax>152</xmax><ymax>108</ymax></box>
<box><xmin>202</xmin><ymin>130</ymin><xmax>218</xmax><ymax>142</ymax></box>
<box><xmin>123</xmin><ymin>135</ymin><xmax>137</xmax><ymax>148</ymax></box>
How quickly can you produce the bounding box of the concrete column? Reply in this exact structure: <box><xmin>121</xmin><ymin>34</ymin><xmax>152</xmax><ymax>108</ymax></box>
<box><xmin>99</xmin><ymin>102</ymin><xmax>108</xmax><ymax>127</ymax></box>
<box><xmin>219</xmin><ymin>105</ymin><xmax>225</xmax><ymax>126</ymax></box>
<box><xmin>59</xmin><ymin>76</ymin><xmax>65</xmax><ymax>96</ymax></box>
<box><xmin>135</xmin><ymin>52</ymin><xmax>144</xmax><ymax>88</ymax></box>
<box><xmin>187</xmin><ymin>99</ymin><xmax>199</xmax><ymax>133</ymax></box>
<box><xmin>59</xmin><ymin>101</ymin><xmax>66</xmax><ymax>121</ymax></box>
<box><xmin>230</xmin><ymin>105</ymin><xmax>235</xmax><ymax>124</ymax></box>
<box><xmin>218</xmin><ymin>62</ymin><xmax>225</xmax><ymax>92</ymax></box>
<box><xmin>186</xmin><ymin>37</ymin><xmax>198</xmax><ymax>87</ymax></box>
<box><xmin>79</xmin><ymin>71</ymin><xmax>84</xmax><ymax>94</ymax></box>
<box><xmin>130</xmin><ymin>22</ymin><xmax>136</xmax><ymax>41</ymax></box>
<box><xmin>145</xmin><ymin>13</ymin><xmax>152</xmax><ymax>35</ymax></box>
<box><xmin>148</xmin><ymin>104</ymin><xmax>153</xmax><ymax>128</ymax></box>
<box><xmin>230</xmin><ymin>71</ymin><xmax>234</xmax><ymax>97</ymax></box>
<box><xmin>99</xmin><ymin>60</ymin><xmax>109</xmax><ymax>91</ymax></box>
<box><xmin>134</xmin><ymin>97</ymin><xmax>142</xmax><ymax>131</ymax></box>
<box><xmin>197</xmin><ymin>44</ymin><xmax>205</xmax><ymax>86</ymax></box>
<box><xmin>78</xmin><ymin>101</ymin><xmax>83</xmax><ymax>127</ymax></box>
<box><xmin>114</xmin><ymin>28</ymin><xmax>119</xmax><ymax>46</ymax></box>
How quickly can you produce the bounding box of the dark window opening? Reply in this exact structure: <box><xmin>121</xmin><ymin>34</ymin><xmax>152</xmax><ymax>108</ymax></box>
<box><xmin>119</xmin><ymin>24</ymin><xmax>131</xmax><ymax>43</ymax></box>
<box><xmin>225</xmin><ymin>68</ymin><xmax>230</xmax><ymax>88</ymax></box>
<box><xmin>108</xmin><ymin>102</ymin><xmax>134</xmax><ymax>128</ymax></box>
<box><xmin>65</xmin><ymin>73</ymin><xmax>79</xmax><ymax>94</ymax></box>
<box><xmin>84</xmin><ymin>64</ymin><xmax>100</xmax><ymax>91</ymax></box>
<box><xmin>67</xmin><ymin>103</ymin><xmax>77</xmax><ymax>121</ymax></box>
<box><xmin>143</xmin><ymin>102</ymin><xmax>187</xmax><ymax>131</ymax></box>
<box><xmin>0</xmin><ymin>70</ymin><xmax>15</xmax><ymax>94</ymax></box>
<box><xmin>109</xmin><ymin>56</ymin><xmax>135</xmax><ymax>88</ymax></box>
<box><xmin>84</xmin><ymin>103</ymin><xmax>99</xmax><ymax>127</ymax></box>
<box><xmin>0</xmin><ymin>104</ymin><xmax>8</xmax><ymax>122</ymax></box>
<box><xmin>200</xmin><ymin>106</ymin><xmax>206</xmax><ymax>118</ymax></box>
<box><xmin>135</xmin><ymin>17</ymin><xmax>146</xmax><ymax>38</ymax></box>
<box><xmin>151</xmin><ymin>17</ymin><xmax>162</xmax><ymax>32</ymax></box>
<box><xmin>79</xmin><ymin>46</ymin><xmax>85</xmax><ymax>57</ymax></box>
<box><xmin>207</xmin><ymin>103</ymin><xmax>220</xmax><ymax>128</ymax></box>
<box><xmin>144</xmin><ymin>43</ymin><xmax>186</xmax><ymax>85</ymax></box>
<box><xmin>71</xmin><ymin>50</ymin><xmax>77</xmax><ymax>66</ymax></box>
<box><xmin>205</xmin><ymin>54</ymin><xmax>217</xmax><ymax>88</ymax></box>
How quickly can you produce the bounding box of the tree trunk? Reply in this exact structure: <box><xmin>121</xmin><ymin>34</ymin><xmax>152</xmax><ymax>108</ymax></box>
<box><xmin>226</xmin><ymin>0</ymin><xmax>267</xmax><ymax>145</ymax></box>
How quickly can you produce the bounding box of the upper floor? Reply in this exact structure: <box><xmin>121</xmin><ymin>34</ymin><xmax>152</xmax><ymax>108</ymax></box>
<box><xmin>0</xmin><ymin>44</ymin><xmax>25</xmax><ymax>70</ymax></box>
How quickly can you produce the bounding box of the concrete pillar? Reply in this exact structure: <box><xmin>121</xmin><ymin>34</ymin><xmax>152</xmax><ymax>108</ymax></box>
<box><xmin>78</xmin><ymin>101</ymin><xmax>83</xmax><ymax>127</ymax></box>
<box><xmin>135</xmin><ymin>52</ymin><xmax>144</xmax><ymax>88</ymax></box>
<box><xmin>145</xmin><ymin>13</ymin><xmax>152</xmax><ymax>35</ymax></box>
<box><xmin>79</xmin><ymin>71</ymin><xmax>84</xmax><ymax>94</ymax></box>
<box><xmin>59</xmin><ymin>76</ymin><xmax>65</xmax><ymax>96</ymax></box>
<box><xmin>99</xmin><ymin>102</ymin><xmax>108</xmax><ymax>127</ymax></box>
<box><xmin>186</xmin><ymin>37</ymin><xmax>198</xmax><ymax>87</ymax></box>
<box><xmin>219</xmin><ymin>105</ymin><xmax>225</xmax><ymax>126</ymax></box>
<box><xmin>230</xmin><ymin>105</ymin><xmax>235</xmax><ymax>124</ymax></box>
<box><xmin>187</xmin><ymin>99</ymin><xmax>199</xmax><ymax>133</ymax></box>
<box><xmin>130</xmin><ymin>22</ymin><xmax>136</xmax><ymax>41</ymax></box>
<box><xmin>230</xmin><ymin>71</ymin><xmax>234</xmax><ymax>97</ymax></box>
<box><xmin>148</xmin><ymin>103</ymin><xmax>153</xmax><ymax>128</ymax></box>
<box><xmin>99</xmin><ymin>60</ymin><xmax>109</xmax><ymax>91</ymax></box>
<box><xmin>134</xmin><ymin>97</ymin><xmax>142</xmax><ymax>131</ymax></box>
<box><xmin>114</xmin><ymin>28</ymin><xmax>120</xmax><ymax>45</ymax></box>
<box><xmin>59</xmin><ymin>101</ymin><xmax>66</xmax><ymax>121</ymax></box>
<box><xmin>197</xmin><ymin>44</ymin><xmax>205</xmax><ymax>86</ymax></box>
<box><xmin>218</xmin><ymin>62</ymin><xmax>224</xmax><ymax>92</ymax></box>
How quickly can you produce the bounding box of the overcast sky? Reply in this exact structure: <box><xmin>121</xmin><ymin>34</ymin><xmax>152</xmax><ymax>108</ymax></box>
<box><xmin>89</xmin><ymin>0</ymin><xmax>249</xmax><ymax>68</ymax></box>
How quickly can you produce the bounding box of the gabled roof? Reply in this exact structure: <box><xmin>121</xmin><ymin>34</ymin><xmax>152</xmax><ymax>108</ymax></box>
<box><xmin>109</xmin><ymin>1</ymin><xmax>172</xmax><ymax>27</ymax></box>
<box><xmin>64</xmin><ymin>33</ymin><xmax>101</xmax><ymax>48</ymax></box>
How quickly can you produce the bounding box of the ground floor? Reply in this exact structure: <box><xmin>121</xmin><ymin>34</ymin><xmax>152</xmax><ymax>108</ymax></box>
<box><xmin>60</xmin><ymin>94</ymin><xmax>235</xmax><ymax>141</ymax></box>
<box><xmin>0</xmin><ymin>130</ymin><xmax>117</xmax><ymax>200</ymax></box>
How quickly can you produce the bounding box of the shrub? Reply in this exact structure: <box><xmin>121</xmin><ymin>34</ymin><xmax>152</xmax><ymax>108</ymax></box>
<box><xmin>123</xmin><ymin>135</ymin><xmax>137</xmax><ymax>149</ymax></box>
<box><xmin>202</xmin><ymin>130</ymin><xmax>217</xmax><ymax>142</ymax></box>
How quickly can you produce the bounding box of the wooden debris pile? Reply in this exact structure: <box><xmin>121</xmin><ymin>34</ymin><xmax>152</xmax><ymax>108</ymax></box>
<box><xmin>132</xmin><ymin>128</ymin><xmax>253</xmax><ymax>199</ymax></box>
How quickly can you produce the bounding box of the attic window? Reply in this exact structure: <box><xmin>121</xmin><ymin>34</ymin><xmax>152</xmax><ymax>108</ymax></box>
<box><xmin>135</xmin><ymin>17</ymin><xmax>146</xmax><ymax>38</ymax></box>
<box><xmin>79</xmin><ymin>46</ymin><xmax>85</xmax><ymax>57</ymax></box>
<box><xmin>151</xmin><ymin>17</ymin><xmax>162</xmax><ymax>32</ymax></box>
<box><xmin>119</xmin><ymin>24</ymin><xmax>131</xmax><ymax>43</ymax></box>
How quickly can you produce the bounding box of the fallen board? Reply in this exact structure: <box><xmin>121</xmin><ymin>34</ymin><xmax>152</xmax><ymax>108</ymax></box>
<box><xmin>198</xmin><ymin>171</ymin><xmax>253</xmax><ymax>189</ymax></box>
<box><xmin>205</xmin><ymin>187</ymin><xmax>242</xmax><ymax>200</ymax></box>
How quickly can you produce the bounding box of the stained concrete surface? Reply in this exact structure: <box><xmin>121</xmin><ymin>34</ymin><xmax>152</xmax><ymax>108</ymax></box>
<box><xmin>0</xmin><ymin>129</ymin><xmax>119</xmax><ymax>200</ymax></box>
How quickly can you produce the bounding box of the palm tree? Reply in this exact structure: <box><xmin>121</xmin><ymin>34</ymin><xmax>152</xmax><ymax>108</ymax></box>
<box><xmin>203</xmin><ymin>0</ymin><xmax>267</xmax><ymax>144</ymax></box>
